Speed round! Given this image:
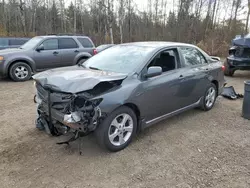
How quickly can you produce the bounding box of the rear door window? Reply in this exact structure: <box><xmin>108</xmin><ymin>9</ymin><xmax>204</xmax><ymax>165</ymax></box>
<box><xmin>58</xmin><ymin>38</ymin><xmax>78</xmax><ymax>49</ymax></box>
<box><xmin>180</xmin><ymin>47</ymin><xmax>207</xmax><ymax>66</ymax></box>
<box><xmin>77</xmin><ymin>38</ymin><xmax>94</xmax><ymax>48</ymax></box>
<box><xmin>0</xmin><ymin>38</ymin><xmax>8</xmax><ymax>47</ymax></box>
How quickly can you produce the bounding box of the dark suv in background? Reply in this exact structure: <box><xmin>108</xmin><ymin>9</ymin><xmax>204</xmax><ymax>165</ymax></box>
<box><xmin>0</xmin><ymin>37</ymin><xmax>30</xmax><ymax>50</ymax></box>
<box><xmin>0</xmin><ymin>35</ymin><xmax>96</xmax><ymax>81</ymax></box>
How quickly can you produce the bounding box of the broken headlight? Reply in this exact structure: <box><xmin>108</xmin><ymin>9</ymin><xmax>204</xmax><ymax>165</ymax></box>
<box><xmin>63</xmin><ymin>98</ymin><xmax>103</xmax><ymax>124</ymax></box>
<box><xmin>64</xmin><ymin>111</ymin><xmax>81</xmax><ymax>123</ymax></box>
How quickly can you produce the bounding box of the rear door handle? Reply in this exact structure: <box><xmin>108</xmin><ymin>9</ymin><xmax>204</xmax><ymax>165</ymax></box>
<box><xmin>74</xmin><ymin>50</ymin><xmax>79</xmax><ymax>53</ymax></box>
<box><xmin>53</xmin><ymin>51</ymin><xmax>59</xmax><ymax>55</ymax></box>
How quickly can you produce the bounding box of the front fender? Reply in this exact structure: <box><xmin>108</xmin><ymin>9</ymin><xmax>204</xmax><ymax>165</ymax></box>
<box><xmin>73</xmin><ymin>52</ymin><xmax>92</xmax><ymax>64</ymax></box>
<box><xmin>92</xmin><ymin>78</ymin><xmax>141</xmax><ymax>115</ymax></box>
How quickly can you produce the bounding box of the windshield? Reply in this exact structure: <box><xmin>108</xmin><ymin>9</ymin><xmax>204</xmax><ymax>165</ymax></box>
<box><xmin>84</xmin><ymin>45</ymin><xmax>154</xmax><ymax>73</ymax></box>
<box><xmin>20</xmin><ymin>37</ymin><xmax>43</xmax><ymax>49</ymax></box>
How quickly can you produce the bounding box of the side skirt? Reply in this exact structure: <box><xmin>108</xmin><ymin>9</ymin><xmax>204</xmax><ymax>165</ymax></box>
<box><xmin>141</xmin><ymin>98</ymin><xmax>202</xmax><ymax>130</ymax></box>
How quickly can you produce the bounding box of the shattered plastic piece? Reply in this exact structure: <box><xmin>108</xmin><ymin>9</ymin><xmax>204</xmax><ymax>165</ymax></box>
<box><xmin>64</xmin><ymin>112</ymin><xmax>81</xmax><ymax>123</ymax></box>
<box><xmin>221</xmin><ymin>86</ymin><xmax>244</xmax><ymax>100</ymax></box>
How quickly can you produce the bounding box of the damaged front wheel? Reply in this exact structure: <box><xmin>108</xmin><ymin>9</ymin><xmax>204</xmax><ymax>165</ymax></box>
<box><xmin>95</xmin><ymin>106</ymin><xmax>137</xmax><ymax>152</ymax></box>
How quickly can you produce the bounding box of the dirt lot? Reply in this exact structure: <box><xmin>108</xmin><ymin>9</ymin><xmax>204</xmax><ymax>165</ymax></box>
<box><xmin>0</xmin><ymin>72</ymin><xmax>250</xmax><ymax>188</ymax></box>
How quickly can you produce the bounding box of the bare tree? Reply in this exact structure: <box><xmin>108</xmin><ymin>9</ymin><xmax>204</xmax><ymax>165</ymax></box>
<box><xmin>74</xmin><ymin>0</ymin><xmax>77</xmax><ymax>34</ymax></box>
<box><xmin>232</xmin><ymin>0</ymin><xmax>242</xmax><ymax>34</ymax></box>
<box><xmin>154</xmin><ymin>0</ymin><xmax>159</xmax><ymax>23</ymax></box>
<box><xmin>245</xmin><ymin>0</ymin><xmax>250</xmax><ymax>33</ymax></box>
<box><xmin>118</xmin><ymin>0</ymin><xmax>127</xmax><ymax>43</ymax></box>
<box><xmin>19</xmin><ymin>0</ymin><xmax>27</xmax><ymax>36</ymax></box>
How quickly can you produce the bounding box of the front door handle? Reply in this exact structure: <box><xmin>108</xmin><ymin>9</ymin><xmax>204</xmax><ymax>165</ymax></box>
<box><xmin>53</xmin><ymin>51</ymin><xmax>59</xmax><ymax>55</ymax></box>
<box><xmin>179</xmin><ymin>75</ymin><xmax>184</xmax><ymax>79</ymax></box>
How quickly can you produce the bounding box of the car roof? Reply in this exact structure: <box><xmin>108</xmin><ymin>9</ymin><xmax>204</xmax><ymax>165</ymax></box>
<box><xmin>38</xmin><ymin>35</ymin><xmax>90</xmax><ymax>39</ymax></box>
<box><xmin>0</xmin><ymin>37</ymin><xmax>30</xmax><ymax>39</ymax></box>
<box><xmin>120</xmin><ymin>41</ymin><xmax>197</xmax><ymax>49</ymax></box>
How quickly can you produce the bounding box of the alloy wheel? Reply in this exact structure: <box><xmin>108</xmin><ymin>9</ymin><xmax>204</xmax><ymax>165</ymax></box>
<box><xmin>14</xmin><ymin>66</ymin><xmax>28</xmax><ymax>79</ymax></box>
<box><xmin>108</xmin><ymin>113</ymin><xmax>133</xmax><ymax>146</ymax></box>
<box><xmin>205</xmin><ymin>87</ymin><xmax>216</xmax><ymax>108</ymax></box>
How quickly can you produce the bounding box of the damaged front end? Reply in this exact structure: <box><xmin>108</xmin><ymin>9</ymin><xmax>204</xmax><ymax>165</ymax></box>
<box><xmin>34</xmin><ymin>82</ymin><xmax>104</xmax><ymax>137</ymax></box>
<box><xmin>228</xmin><ymin>34</ymin><xmax>250</xmax><ymax>69</ymax></box>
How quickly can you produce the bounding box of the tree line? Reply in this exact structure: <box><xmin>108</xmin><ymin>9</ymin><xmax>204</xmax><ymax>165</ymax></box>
<box><xmin>0</xmin><ymin>0</ymin><xmax>250</xmax><ymax>56</ymax></box>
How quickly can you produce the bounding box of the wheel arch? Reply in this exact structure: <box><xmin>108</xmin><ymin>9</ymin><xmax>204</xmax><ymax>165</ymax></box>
<box><xmin>123</xmin><ymin>103</ymin><xmax>141</xmax><ymax>132</ymax></box>
<box><xmin>211</xmin><ymin>80</ymin><xmax>218</xmax><ymax>96</ymax></box>
<box><xmin>7</xmin><ymin>59</ymin><xmax>35</xmax><ymax>76</ymax></box>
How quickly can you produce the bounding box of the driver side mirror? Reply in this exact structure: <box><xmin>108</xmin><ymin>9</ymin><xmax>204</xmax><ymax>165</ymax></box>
<box><xmin>36</xmin><ymin>45</ymin><xmax>44</xmax><ymax>52</ymax></box>
<box><xmin>145</xmin><ymin>66</ymin><xmax>162</xmax><ymax>78</ymax></box>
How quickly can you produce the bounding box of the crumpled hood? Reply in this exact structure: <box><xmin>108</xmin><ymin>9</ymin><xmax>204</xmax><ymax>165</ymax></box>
<box><xmin>32</xmin><ymin>66</ymin><xmax>127</xmax><ymax>93</ymax></box>
<box><xmin>0</xmin><ymin>48</ymin><xmax>25</xmax><ymax>55</ymax></box>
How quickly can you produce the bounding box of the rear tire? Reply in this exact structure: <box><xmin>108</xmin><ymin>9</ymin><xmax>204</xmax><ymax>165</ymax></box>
<box><xmin>224</xmin><ymin>61</ymin><xmax>234</xmax><ymax>76</ymax></box>
<box><xmin>9</xmin><ymin>62</ymin><xmax>32</xmax><ymax>82</ymax></box>
<box><xmin>95</xmin><ymin>106</ymin><xmax>137</xmax><ymax>152</ymax></box>
<box><xmin>201</xmin><ymin>83</ymin><xmax>217</xmax><ymax>111</ymax></box>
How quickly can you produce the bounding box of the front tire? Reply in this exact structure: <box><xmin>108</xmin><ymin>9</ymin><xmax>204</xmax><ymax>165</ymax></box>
<box><xmin>9</xmin><ymin>62</ymin><xmax>32</xmax><ymax>82</ymax></box>
<box><xmin>95</xmin><ymin>106</ymin><xmax>137</xmax><ymax>152</ymax></box>
<box><xmin>201</xmin><ymin>83</ymin><xmax>217</xmax><ymax>111</ymax></box>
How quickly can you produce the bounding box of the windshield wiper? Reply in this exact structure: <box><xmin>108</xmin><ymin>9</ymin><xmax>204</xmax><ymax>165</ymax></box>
<box><xmin>89</xmin><ymin>66</ymin><xmax>101</xmax><ymax>71</ymax></box>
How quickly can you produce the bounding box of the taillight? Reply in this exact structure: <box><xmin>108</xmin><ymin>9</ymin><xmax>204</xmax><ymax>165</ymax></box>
<box><xmin>222</xmin><ymin>65</ymin><xmax>225</xmax><ymax>71</ymax></box>
<box><xmin>93</xmin><ymin>49</ymin><xmax>97</xmax><ymax>55</ymax></box>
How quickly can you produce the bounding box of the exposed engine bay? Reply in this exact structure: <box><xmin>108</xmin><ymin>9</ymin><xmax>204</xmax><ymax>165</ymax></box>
<box><xmin>31</xmin><ymin>66</ymin><xmax>127</xmax><ymax>148</ymax></box>
<box><xmin>34</xmin><ymin>80</ymin><xmax>122</xmax><ymax>140</ymax></box>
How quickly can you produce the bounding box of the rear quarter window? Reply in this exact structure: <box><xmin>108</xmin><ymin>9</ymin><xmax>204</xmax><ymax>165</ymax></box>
<box><xmin>77</xmin><ymin>38</ymin><xmax>94</xmax><ymax>48</ymax></box>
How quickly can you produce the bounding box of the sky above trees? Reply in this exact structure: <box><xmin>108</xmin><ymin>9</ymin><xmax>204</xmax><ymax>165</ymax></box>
<box><xmin>0</xmin><ymin>0</ymin><xmax>249</xmax><ymax>56</ymax></box>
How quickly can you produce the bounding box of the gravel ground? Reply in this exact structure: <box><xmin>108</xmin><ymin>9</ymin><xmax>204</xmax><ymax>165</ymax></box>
<box><xmin>0</xmin><ymin>71</ymin><xmax>250</xmax><ymax>188</ymax></box>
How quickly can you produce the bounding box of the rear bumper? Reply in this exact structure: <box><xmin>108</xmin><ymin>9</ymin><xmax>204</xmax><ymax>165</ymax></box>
<box><xmin>227</xmin><ymin>57</ymin><xmax>250</xmax><ymax>70</ymax></box>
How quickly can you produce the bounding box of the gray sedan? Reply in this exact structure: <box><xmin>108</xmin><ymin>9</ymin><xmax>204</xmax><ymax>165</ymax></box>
<box><xmin>33</xmin><ymin>42</ymin><xmax>225</xmax><ymax>152</ymax></box>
